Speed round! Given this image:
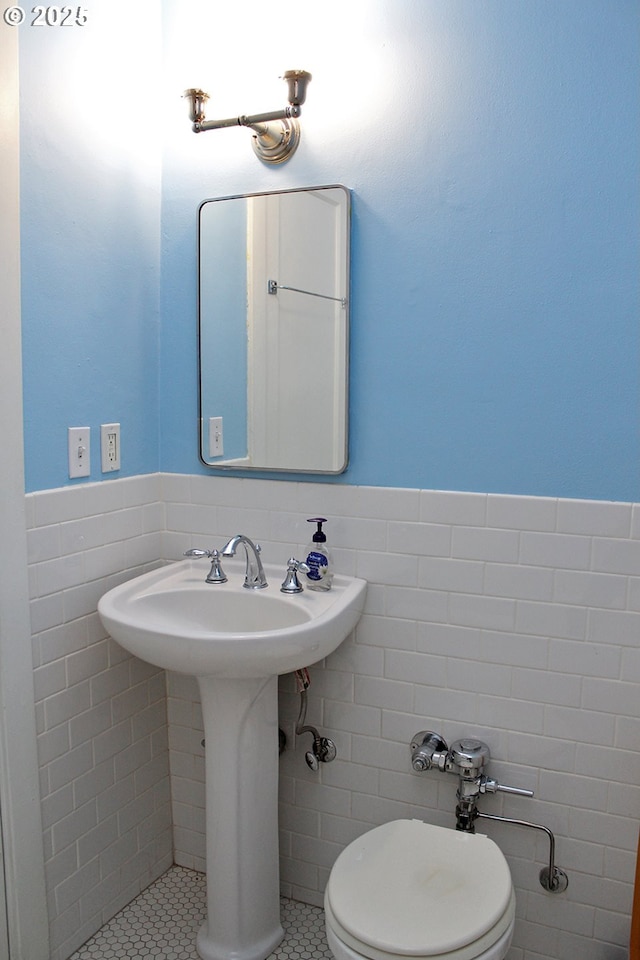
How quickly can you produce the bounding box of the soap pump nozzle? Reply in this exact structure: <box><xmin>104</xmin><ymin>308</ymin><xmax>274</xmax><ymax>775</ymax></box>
<box><xmin>309</xmin><ymin>517</ymin><xmax>327</xmax><ymax>543</ymax></box>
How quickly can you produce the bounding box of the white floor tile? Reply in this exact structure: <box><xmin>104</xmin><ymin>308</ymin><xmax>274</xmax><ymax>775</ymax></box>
<box><xmin>69</xmin><ymin>866</ymin><xmax>332</xmax><ymax>959</ymax></box>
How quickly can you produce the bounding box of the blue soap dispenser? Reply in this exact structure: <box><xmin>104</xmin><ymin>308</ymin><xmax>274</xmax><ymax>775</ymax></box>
<box><xmin>304</xmin><ymin>517</ymin><xmax>333</xmax><ymax>591</ymax></box>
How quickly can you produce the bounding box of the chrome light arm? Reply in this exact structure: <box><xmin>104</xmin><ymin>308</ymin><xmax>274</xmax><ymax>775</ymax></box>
<box><xmin>194</xmin><ymin>104</ymin><xmax>301</xmax><ymax>133</ymax></box>
<box><xmin>183</xmin><ymin>70</ymin><xmax>312</xmax><ymax>165</ymax></box>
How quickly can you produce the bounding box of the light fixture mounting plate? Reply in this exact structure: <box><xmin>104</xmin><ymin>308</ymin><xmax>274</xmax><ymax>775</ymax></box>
<box><xmin>251</xmin><ymin>118</ymin><xmax>301</xmax><ymax>165</ymax></box>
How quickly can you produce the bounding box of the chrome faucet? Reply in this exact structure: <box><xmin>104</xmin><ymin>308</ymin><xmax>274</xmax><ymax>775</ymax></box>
<box><xmin>222</xmin><ymin>535</ymin><xmax>268</xmax><ymax>589</ymax></box>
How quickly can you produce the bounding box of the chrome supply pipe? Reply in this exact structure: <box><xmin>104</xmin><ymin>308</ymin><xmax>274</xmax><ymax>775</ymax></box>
<box><xmin>477</xmin><ymin>812</ymin><xmax>569</xmax><ymax>893</ymax></box>
<box><xmin>295</xmin><ymin>675</ymin><xmax>336</xmax><ymax>770</ymax></box>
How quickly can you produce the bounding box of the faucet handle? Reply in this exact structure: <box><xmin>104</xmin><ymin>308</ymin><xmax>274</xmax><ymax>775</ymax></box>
<box><xmin>205</xmin><ymin>550</ymin><xmax>227</xmax><ymax>584</ymax></box>
<box><xmin>184</xmin><ymin>548</ymin><xmax>227</xmax><ymax>584</ymax></box>
<box><xmin>280</xmin><ymin>557</ymin><xmax>310</xmax><ymax>594</ymax></box>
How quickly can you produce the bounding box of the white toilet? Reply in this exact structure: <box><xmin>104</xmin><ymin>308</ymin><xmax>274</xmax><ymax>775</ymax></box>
<box><xmin>324</xmin><ymin>819</ymin><xmax>515</xmax><ymax>960</ymax></box>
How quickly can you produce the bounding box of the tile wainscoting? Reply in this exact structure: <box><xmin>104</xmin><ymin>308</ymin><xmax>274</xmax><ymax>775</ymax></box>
<box><xmin>26</xmin><ymin>474</ymin><xmax>639</xmax><ymax>960</ymax></box>
<box><xmin>27</xmin><ymin>475</ymin><xmax>171</xmax><ymax>960</ymax></box>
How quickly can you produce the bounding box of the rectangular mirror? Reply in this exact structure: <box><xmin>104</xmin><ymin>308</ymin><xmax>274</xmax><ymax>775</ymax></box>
<box><xmin>198</xmin><ymin>184</ymin><xmax>350</xmax><ymax>473</ymax></box>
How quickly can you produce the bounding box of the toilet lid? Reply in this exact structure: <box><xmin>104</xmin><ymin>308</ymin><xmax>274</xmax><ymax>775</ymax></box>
<box><xmin>326</xmin><ymin>820</ymin><xmax>513</xmax><ymax>957</ymax></box>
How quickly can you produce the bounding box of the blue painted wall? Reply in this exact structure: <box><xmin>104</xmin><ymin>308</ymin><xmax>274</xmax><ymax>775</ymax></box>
<box><xmin>20</xmin><ymin>1</ymin><xmax>162</xmax><ymax>491</ymax></box>
<box><xmin>20</xmin><ymin>0</ymin><xmax>639</xmax><ymax>500</ymax></box>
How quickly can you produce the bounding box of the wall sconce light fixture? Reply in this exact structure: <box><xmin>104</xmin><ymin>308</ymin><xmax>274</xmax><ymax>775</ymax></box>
<box><xmin>183</xmin><ymin>69</ymin><xmax>312</xmax><ymax>165</ymax></box>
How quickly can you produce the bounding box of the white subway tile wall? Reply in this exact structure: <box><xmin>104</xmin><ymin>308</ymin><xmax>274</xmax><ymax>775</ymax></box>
<box><xmin>26</xmin><ymin>474</ymin><xmax>639</xmax><ymax>960</ymax></box>
<box><xmin>27</xmin><ymin>476</ymin><xmax>172</xmax><ymax>960</ymax></box>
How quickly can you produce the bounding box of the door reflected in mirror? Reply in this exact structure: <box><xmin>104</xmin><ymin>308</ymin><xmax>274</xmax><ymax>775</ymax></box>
<box><xmin>198</xmin><ymin>185</ymin><xmax>350</xmax><ymax>473</ymax></box>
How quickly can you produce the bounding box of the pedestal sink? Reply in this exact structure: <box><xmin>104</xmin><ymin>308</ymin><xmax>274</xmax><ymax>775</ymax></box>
<box><xmin>98</xmin><ymin>555</ymin><xmax>366</xmax><ymax>960</ymax></box>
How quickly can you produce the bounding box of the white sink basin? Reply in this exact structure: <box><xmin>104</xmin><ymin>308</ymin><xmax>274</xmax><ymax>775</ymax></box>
<box><xmin>98</xmin><ymin>558</ymin><xmax>367</xmax><ymax>678</ymax></box>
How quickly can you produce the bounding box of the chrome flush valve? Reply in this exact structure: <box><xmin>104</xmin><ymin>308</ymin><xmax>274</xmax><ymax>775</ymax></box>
<box><xmin>449</xmin><ymin>738</ymin><xmax>503</xmax><ymax>832</ymax></box>
<box><xmin>411</xmin><ymin>732</ymin><xmax>533</xmax><ymax>830</ymax></box>
<box><xmin>410</xmin><ymin>729</ymin><xmax>568</xmax><ymax>893</ymax></box>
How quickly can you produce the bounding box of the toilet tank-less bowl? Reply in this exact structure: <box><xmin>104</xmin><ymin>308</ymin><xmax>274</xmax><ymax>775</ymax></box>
<box><xmin>325</xmin><ymin>819</ymin><xmax>515</xmax><ymax>960</ymax></box>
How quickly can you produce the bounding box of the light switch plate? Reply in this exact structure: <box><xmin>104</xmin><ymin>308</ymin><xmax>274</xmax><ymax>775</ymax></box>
<box><xmin>68</xmin><ymin>426</ymin><xmax>90</xmax><ymax>478</ymax></box>
<box><xmin>209</xmin><ymin>417</ymin><xmax>223</xmax><ymax>458</ymax></box>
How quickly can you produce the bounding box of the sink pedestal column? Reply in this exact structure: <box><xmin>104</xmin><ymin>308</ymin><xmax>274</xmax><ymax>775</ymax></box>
<box><xmin>196</xmin><ymin>675</ymin><xmax>284</xmax><ymax>960</ymax></box>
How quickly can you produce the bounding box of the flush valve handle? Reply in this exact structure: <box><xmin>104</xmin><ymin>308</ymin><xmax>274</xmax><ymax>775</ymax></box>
<box><xmin>480</xmin><ymin>778</ymin><xmax>534</xmax><ymax>798</ymax></box>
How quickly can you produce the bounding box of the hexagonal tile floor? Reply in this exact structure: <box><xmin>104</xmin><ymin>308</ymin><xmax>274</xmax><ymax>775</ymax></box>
<box><xmin>69</xmin><ymin>866</ymin><xmax>332</xmax><ymax>959</ymax></box>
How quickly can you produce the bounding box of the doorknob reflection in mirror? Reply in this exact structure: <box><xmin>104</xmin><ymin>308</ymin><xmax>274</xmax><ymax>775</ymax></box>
<box><xmin>183</xmin><ymin>70</ymin><xmax>312</xmax><ymax>165</ymax></box>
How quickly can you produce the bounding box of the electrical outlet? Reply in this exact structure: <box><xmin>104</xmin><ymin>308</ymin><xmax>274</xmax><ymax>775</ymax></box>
<box><xmin>101</xmin><ymin>422</ymin><xmax>121</xmax><ymax>472</ymax></box>
<box><xmin>209</xmin><ymin>417</ymin><xmax>223</xmax><ymax>458</ymax></box>
<box><xmin>68</xmin><ymin>426</ymin><xmax>90</xmax><ymax>478</ymax></box>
